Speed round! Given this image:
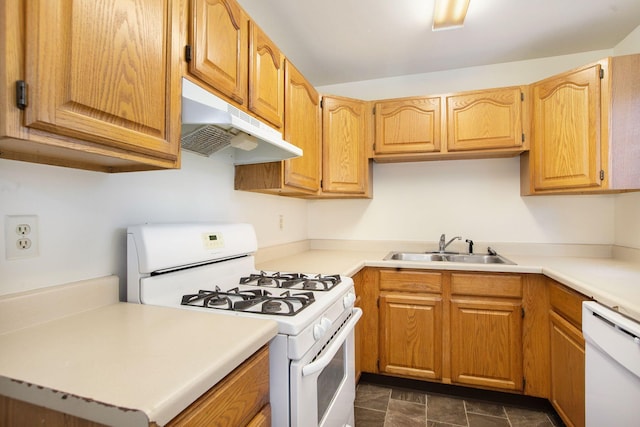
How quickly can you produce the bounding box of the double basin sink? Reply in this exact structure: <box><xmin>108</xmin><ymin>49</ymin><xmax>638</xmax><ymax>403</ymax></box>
<box><xmin>384</xmin><ymin>251</ymin><xmax>516</xmax><ymax>265</ymax></box>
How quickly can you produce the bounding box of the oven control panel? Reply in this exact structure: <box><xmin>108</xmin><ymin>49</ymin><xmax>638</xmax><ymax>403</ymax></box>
<box><xmin>201</xmin><ymin>232</ymin><xmax>224</xmax><ymax>250</ymax></box>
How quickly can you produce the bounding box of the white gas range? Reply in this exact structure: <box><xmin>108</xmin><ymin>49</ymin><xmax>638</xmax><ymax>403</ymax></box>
<box><xmin>126</xmin><ymin>223</ymin><xmax>361</xmax><ymax>427</ymax></box>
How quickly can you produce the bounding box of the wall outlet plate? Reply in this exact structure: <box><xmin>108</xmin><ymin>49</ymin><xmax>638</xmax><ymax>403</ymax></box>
<box><xmin>5</xmin><ymin>215</ymin><xmax>39</xmax><ymax>259</ymax></box>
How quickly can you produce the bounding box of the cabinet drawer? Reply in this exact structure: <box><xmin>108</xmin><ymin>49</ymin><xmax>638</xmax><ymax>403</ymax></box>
<box><xmin>451</xmin><ymin>273</ymin><xmax>522</xmax><ymax>298</ymax></box>
<box><xmin>549</xmin><ymin>280</ymin><xmax>589</xmax><ymax>328</ymax></box>
<box><xmin>167</xmin><ymin>346</ymin><xmax>270</xmax><ymax>426</ymax></box>
<box><xmin>379</xmin><ymin>270</ymin><xmax>442</xmax><ymax>293</ymax></box>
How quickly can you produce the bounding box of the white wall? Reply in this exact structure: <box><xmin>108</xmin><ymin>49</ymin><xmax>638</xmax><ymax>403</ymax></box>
<box><xmin>310</xmin><ymin>50</ymin><xmax>622</xmax><ymax>246</ymax></box>
<box><xmin>309</xmin><ymin>159</ymin><xmax>615</xmax><ymax>245</ymax></box>
<box><xmin>613</xmin><ymin>25</ymin><xmax>640</xmax><ymax>249</ymax></box>
<box><xmin>0</xmin><ymin>152</ymin><xmax>307</xmax><ymax>296</ymax></box>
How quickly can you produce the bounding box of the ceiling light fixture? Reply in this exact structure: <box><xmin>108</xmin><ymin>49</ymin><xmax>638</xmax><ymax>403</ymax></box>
<box><xmin>432</xmin><ymin>0</ymin><xmax>470</xmax><ymax>31</ymax></box>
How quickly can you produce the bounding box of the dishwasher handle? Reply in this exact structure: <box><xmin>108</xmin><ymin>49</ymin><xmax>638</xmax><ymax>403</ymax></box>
<box><xmin>583</xmin><ymin>301</ymin><xmax>640</xmax><ymax>378</ymax></box>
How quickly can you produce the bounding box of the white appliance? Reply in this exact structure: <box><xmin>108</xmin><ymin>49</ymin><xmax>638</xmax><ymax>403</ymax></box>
<box><xmin>181</xmin><ymin>78</ymin><xmax>303</xmax><ymax>164</ymax></box>
<box><xmin>127</xmin><ymin>223</ymin><xmax>360</xmax><ymax>427</ymax></box>
<box><xmin>583</xmin><ymin>301</ymin><xmax>640</xmax><ymax>427</ymax></box>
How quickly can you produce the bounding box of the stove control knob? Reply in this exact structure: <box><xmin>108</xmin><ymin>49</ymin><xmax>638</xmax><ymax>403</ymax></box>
<box><xmin>343</xmin><ymin>292</ymin><xmax>356</xmax><ymax>309</ymax></box>
<box><xmin>313</xmin><ymin>317</ymin><xmax>332</xmax><ymax>340</ymax></box>
<box><xmin>313</xmin><ymin>323</ymin><xmax>324</xmax><ymax>340</ymax></box>
<box><xmin>321</xmin><ymin>317</ymin><xmax>332</xmax><ymax>330</ymax></box>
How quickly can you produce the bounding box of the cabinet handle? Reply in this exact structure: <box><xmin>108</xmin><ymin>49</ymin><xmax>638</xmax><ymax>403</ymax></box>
<box><xmin>16</xmin><ymin>80</ymin><xmax>27</xmax><ymax>110</ymax></box>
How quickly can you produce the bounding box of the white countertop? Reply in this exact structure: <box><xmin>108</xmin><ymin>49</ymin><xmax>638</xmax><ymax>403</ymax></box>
<box><xmin>0</xmin><ymin>277</ymin><xmax>278</xmax><ymax>426</ymax></box>
<box><xmin>257</xmin><ymin>248</ymin><xmax>640</xmax><ymax>323</ymax></box>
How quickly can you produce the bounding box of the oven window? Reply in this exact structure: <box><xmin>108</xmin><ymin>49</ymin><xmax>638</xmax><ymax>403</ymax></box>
<box><xmin>317</xmin><ymin>342</ymin><xmax>345</xmax><ymax>423</ymax></box>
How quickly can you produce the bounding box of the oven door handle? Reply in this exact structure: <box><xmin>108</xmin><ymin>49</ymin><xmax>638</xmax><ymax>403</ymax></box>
<box><xmin>302</xmin><ymin>307</ymin><xmax>362</xmax><ymax>377</ymax></box>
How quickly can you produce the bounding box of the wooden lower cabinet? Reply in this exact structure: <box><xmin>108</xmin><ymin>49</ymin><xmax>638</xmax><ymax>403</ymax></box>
<box><xmin>449</xmin><ymin>273</ymin><xmax>523</xmax><ymax>391</ymax></box>
<box><xmin>374</xmin><ymin>270</ymin><xmax>523</xmax><ymax>392</ymax></box>
<box><xmin>548</xmin><ymin>279</ymin><xmax>588</xmax><ymax>427</ymax></box>
<box><xmin>357</xmin><ymin>267</ymin><xmax>590</xmax><ymax>423</ymax></box>
<box><xmin>379</xmin><ymin>292</ymin><xmax>443</xmax><ymax>380</ymax></box>
<box><xmin>450</xmin><ymin>298</ymin><xmax>522</xmax><ymax>390</ymax></box>
<box><xmin>549</xmin><ymin>312</ymin><xmax>584</xmax><ymax>427</ymax></box>
<box><xmin>354</xmin><ymin>268</ymin><xmax>379</xmax><ymax>376</ymax></box>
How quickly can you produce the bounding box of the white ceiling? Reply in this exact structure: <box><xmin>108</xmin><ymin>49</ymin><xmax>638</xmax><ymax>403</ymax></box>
<box><xmin>236</xmin><ymin>0</ymin><xmax>640</xmax><ymax>86</ymax></box>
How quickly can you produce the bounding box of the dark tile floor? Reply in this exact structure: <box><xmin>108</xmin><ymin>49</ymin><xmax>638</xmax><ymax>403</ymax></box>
<box><xmin>355</xmin><ymin>381</ymin><xmax>564</xmax><ymax>427</ymax></box>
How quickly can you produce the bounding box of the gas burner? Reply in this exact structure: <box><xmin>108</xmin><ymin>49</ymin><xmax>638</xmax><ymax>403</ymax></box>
<box><xmin>233</xmin><ymin>291</ymin><xmax>315</xmax><ymax>316</ymax></box>
<box><xmin>180</xmin><ymin>287</ymin><xmax>315</xmax><ymax>316</ymax></box>
<box><xmin>239</xmin><ymin>271</ymin><xmax>296</xmax><ymax>288</ymax></box>
<box><xmin>181</xmin><ymin>286</ymin><xmax>269</xmax><ymax>310</ymax></box>
<box><xmin>239</xmin><ymin>272</ymin><xmax>341</xmax><ymax>291</ymax></box>
<box><xmin>282</xmin><ymin>274</ymin><xmax>341</xmax><ymax>291</ymax></box>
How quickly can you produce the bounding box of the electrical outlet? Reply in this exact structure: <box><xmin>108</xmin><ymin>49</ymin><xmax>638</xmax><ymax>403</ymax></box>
<box><xmin>5</xmin><ymin>215</ymin><xmax>39</xmax><ymax>259</ymax></box>
<box><xmin>279</xmin><ymin>214</ymin><xmax>284</xmax><ymax>230</ymax></box>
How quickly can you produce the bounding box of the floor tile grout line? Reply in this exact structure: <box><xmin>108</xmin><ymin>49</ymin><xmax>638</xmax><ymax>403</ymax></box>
<box><xmin>353</xmin><ymin>404</ymin><xmax>386</xmax><ymax>412</ymax></box>
<box><xmin>463</xmin><ymin>400</ymin><xmax>470</xmax><ymax>427</ymax></box>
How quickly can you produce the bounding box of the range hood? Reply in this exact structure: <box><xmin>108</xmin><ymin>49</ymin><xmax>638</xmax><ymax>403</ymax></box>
<box><xmin>181</xmin><ymin>78</ymin><xmax>302</xmax><ymax>164</ymax></box>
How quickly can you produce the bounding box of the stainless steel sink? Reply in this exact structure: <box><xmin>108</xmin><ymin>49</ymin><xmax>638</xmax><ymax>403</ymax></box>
<box><xmin>384</xmin><ymin>251</ymin><xmax>516</xmax><ymax>265</ymax></box>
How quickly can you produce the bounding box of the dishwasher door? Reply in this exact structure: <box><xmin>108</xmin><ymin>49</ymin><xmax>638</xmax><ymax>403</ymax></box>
<box><xmin>582</xmin><ymin>301</ymin><xmax>640</xmax><ymax>427</ymax></box>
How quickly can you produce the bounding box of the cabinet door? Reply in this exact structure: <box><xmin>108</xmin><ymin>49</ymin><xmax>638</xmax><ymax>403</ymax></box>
<box><xmin>23</xmin><ymin>0</ymin><xmax>180</xmax><ymax>161</ymax></box>
<box><xmin>549</xmin><ymin>311</ymin><xmax>585</xmax><ymax>427</ymax></box>
<box><xmin>190</xmin><ymin>0</ymin><xmax>248</xmax><ymax>105</ymax></box>
<box><xmin>322</xmin><ymin>96</ymin><xmax>368</xmax><ymax>194</ymax></box>
<box><xmin>283</xmin><ymin>60</ymin><xmax>321</xmax><ymax>192</ymax></box>
<box><xmin>531</xmin><ymin>64</ymin><xmax>602</xmax><ymax>191</ymax></box>
<box><xmin>374</xmin><ymin>97</ymin><xmax>441</xmax><ymax>154</ymax></box>
<box><xmin>446</xmin><ymin>87</ymin><xmax>523</xmax><ymax>151</ymax></box>
<box><xmin>379</xmin><ymin>292</ymin><xmax>442</xmax><ymax>380</ymax></box>
<box><xmin>450</xmin><ymin>298</ymin><xmax>523</xmax><ymax>391</ymax></box>
<box><xmin>249</xmin><ymin>22</ymin><xmax>284</xmax><ymax>129</ymax></box>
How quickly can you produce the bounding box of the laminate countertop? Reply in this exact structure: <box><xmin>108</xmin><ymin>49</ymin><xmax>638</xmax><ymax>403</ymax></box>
<box><xmin>0</xmin><ymin>276</ymin><xmax>278</xmax><ymax>426</ymax></box>
<box><xmin>256</xmin><ymin>248</ymin><xmax>640</xmax><ymax>323</ymax></box>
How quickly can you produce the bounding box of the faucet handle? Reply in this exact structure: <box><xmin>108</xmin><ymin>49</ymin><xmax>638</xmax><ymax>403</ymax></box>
<box><xmin>465</xmin><ymin>239</ymin><xmax>474</xmax><ymax>254</ymax></box>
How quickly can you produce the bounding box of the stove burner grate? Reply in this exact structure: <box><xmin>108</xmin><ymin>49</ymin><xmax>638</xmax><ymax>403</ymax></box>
<box><xmin>181</xmin><ymin>287</ymin><xmax>315</xmax><ymax>316</ymax></box>
<box><xmin>239</xmin><ymin>271</ymin><xmax>341</xmax><ymax>291</ymax></box>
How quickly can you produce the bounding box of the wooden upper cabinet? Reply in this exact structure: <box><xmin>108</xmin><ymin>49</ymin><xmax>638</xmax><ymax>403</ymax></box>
<box><xmin>283</xmin><ymin>60</ymin><xmax>321</xmax><ymax>193</ymax></box>
<box><xmin>190</xmin><ymin>0</ymin><xmax>248</xmax><ymax>105</ymax></box>
<box><xmin>233</xmin><ymin>60</ymin><xmax>321</xmax><ymax>196</ymax></box>
<box><xmin>374</xmin><ymin>96</ymin><xmax>441</xmax><ymax>155</ymax></box>
<box><xmin>531</xmin><ymin>63</ymin><xmax>602</xmax><ymax>191</ymax></box>
<box><xmin>524</xmin><ymin>54</ymin><xmax>640</xmax><ymax>195</ymax></box>
<box><xmin>446</xmin><ymin>87</ymin><xmax>524</xmax><ymax>151</ymax></box>
<box><xmin>249</xmin><ymin>22</ymin><xmax>284</xmax><ymax>129</ymax></box>
<box><xmin>321</xmin><ymin>95</ymin><xmax>369</xmax><ymax>195</ymax></box>
<box><xmin>0</xmin><ymin>0</ymin><xmax>182</xmax><ymax>172</ymax></box>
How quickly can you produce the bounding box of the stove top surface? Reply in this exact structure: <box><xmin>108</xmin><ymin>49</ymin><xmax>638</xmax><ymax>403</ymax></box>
<box><xmin>134</xmin><ymin>256</ymin><xmax>354</xmax><ymax>336</ymax></box>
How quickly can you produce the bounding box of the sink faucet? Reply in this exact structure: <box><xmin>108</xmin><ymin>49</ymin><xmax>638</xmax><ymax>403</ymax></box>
<box><xmin>439</xmin><ymin>234</ymin><xmax>461</xmax><ymax>252</ymax></box>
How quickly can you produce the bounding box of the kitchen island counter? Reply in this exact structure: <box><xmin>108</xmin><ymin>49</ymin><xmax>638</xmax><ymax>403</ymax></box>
<box><xmin>256</xmin><ymin>246</ymin><xmax>640</xmax><ymax>323</ymax></box>
<box><xmin>0</xmin><ymin>276</ymin><xmax>278</xmax><ymax>426</ymax></box>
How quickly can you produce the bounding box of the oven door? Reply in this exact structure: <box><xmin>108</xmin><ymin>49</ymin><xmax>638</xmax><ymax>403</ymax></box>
<box><xmin>290</xmin><ymin>308</ymin><xmax>362</xmax><ymax>427</ymax></box>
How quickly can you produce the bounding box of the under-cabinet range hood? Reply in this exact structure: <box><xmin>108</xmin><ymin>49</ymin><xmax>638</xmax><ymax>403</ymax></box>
<box><xmin>180</xmin><ymin>78</ymin><xmax>302</xmax><ymax>165</ymax></box>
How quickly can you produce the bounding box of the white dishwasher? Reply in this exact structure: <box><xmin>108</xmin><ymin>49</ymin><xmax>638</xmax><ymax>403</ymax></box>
<box><xmin>582</xmin><ymin>301</ymin><xmax>640</xmax><ymax>427</ymax></box>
